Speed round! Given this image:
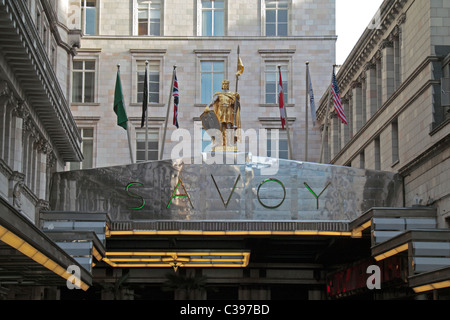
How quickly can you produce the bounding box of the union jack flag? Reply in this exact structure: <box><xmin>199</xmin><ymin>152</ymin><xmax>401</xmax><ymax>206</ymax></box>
<box><xmin>172</xmin><ymin>71</ymin><xmax>179</xmax><ymax>128</ymax></box>
<box><xmin>331</xmin><ymin>69</ymin><xmax>347</xmax><ymax>125</ymax></box>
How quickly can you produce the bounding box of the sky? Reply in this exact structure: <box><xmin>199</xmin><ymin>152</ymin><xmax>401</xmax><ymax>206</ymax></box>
<box><xmin>336</xmin><ymin>0</ymin><xmax>385</xmax><ymax>65</ymax></box>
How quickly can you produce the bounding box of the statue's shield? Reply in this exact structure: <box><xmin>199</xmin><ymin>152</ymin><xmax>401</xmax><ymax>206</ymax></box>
<box><xmin>200</xmin><ymin>110</ymin><xmax>221</xmax><ymax>132</ymax></box>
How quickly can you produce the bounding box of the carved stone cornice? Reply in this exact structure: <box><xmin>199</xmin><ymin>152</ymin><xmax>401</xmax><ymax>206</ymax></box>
<box><xmin>46</xmin><ymin>152</ymin><xmax>56</xmax><ymax>169</ymax></box>
<box><xmin>364</xmin><ymin>62</ymin><xmax>376</xmax><ymax>72</ymax></box>
<box><xmin>13</xmin><ymin>100</ymin><xmax>29</xmax><ymax>119</ymax></box>
<box><xmin>397</xmin><ymin>12</ymin><xmax>406</xmax><ymax>25</ymax></box>
<box><xmin>351</xmin><ymin>81</ymin><xmax>362</xmax><ymax>89</ymax></box>
<box><xmin>9</xmin><ymin>171</ymin><xmax>25</xmax><ymax>183</ymax></box>
<box><xmin>379</xmin><ymin>39</ymin><xmax>394</xmax><ymax>50</ymax></box>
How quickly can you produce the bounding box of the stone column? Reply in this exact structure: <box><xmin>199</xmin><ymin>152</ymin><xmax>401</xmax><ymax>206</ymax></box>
<box><xmin>351</xmin><ymin>81</ymin><xmax>363</xmax><ymax>135</ymax></box>
<box><xmin>364</xmin><ymin>62</ymin><xmax>377</xmax><ymax>119</ymax></box>
<box><xmin>341</xmin><ymin>97</ymin><xmax>350</xmax><ymax>146</ymax></box>
<box><xmin>330</xmin><ymin>113</ymin><xmax>340</xmax><ymax>159</ymax></box>
<box><xmin>375</xmin><ymin>51</ymin><xmax>382</xmax><ymax>110</ymax></box>
<box><xmin>380</xmin><ymin>39</ymin><xmax>395</xmax><ymax>103</ymax></box>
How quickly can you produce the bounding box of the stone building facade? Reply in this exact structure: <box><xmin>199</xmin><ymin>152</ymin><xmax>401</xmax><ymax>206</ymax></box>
<box><xmin>317</xmin><ymin>0</ymin><xmax>450</xmax><ymax>228</ymax></box>
<box><xmin>0</xmin><ymin>0</ymin><xmax>82</xmax><ymax>225</ymax></box>
<box><xmin>67</xmin><ymin>0</ymin><xmax>336</xmax><ymax>168</ymax></box>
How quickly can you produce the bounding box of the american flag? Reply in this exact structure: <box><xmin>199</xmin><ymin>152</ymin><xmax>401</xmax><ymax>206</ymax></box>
<box><xmin>278</xmin><ymin>68</ymin><xmax>286</xmax><ymax>129</ymax></box>
<box><xmin>172</xmin><ymin>71</ymin><xmax>179</xmax><ymax>128</ymax></box>
<box><xmin>331</xmin><ymin>69</ymin><xmax>347</xmax><ymax>125</ymax></box>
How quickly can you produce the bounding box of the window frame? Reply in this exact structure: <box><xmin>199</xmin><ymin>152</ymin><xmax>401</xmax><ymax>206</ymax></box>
<box><xmin>135</xmin><ymin>128</ymin><xmax>160</xmax><ymax>162</ymax></box>
<box><xmin>70</xmin><ymin>127</ymin><xmax>95</xmax><ymax>170</ymax></box>
<box><xmin>261</xmin><ymin>0</ymin><xmax>289</xmax><ymax>36</ymax></box>
<box><xmin>81</xmin><ymin>0</ymin><xmax>98</xmax><ymax>36</ymax></box>
<box><xmin>71</xmin><ymin>59</ymin><xmax>97</xmax><ymax>104</ymax></box>
<box><xmin>135</xmin><ymin>0</ymin><xmax>163</xmax><ymax>36</ymax></box>
<box><xmin>266</xmin><ymin>128</ymin><xmax>289</xmax><ymax>159</ymax></box>
<box><xmin>197</xmin><ymin>0</ymin><xmax>227</xmax><ymax>36</ymax></box>
<box><xmin>264</xmin><ymin>62</ymin><xmax>289</xmax><ymax>105</ymax></box>
<box><xmin>136</xmin><ymin>60</ymin><xmax>161</xmax><ymax>104</ymax></box>
<box><xmin>200</xmin><ymin>60</ymin><xmax>226</xmax><ymax>104</ymax></box>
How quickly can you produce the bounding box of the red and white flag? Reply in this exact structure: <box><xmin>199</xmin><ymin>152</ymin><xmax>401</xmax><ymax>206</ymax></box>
<box><xmin>278</xmin><ymin>68</ymin><xmax>286</xmax><ymax>129</ymax></box>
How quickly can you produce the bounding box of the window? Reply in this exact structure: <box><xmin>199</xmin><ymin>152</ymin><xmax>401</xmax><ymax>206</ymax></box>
<box><xmin>201</xmin><ymin>128</ymin><xmax>213</xmax><ymax>152</ymax></box>
<box><xmin>137</xmin><ymin>0</ymin><xmax>161</xmax><ymax>36</ymax></box>
<box><xmin>267</xmin><ymin>129</ymin><xmax>289</xmax><ymax>159</ymax></box>
<box><xmin>201</xmin><ymin>61</ymin><xmax>224</xmax><ymax>104</ymax></box>
<box><xmin>72</xmin><ymin>60</ymin><xmax>96</xmax><ymax>103</ymax></box>
<box><xmin>265</xmin><ymin>63</ymin><xmax>288</xmax><ymax>104</ymax></box>
<box><xmin>137</xmin><ymin>61</ymin><xmax>160</xmax><ymax>103</ymax></box>
<box><xmin>82</xmin><ymin>0</ymin><xmax>97</xmax><ymax>35</ymax></box>
<box><xmin>200</xmin><ymin>0</ymin><xmax>225</xmax><ymax>36</ymax></box>
<box><xmin>264</xmin><ymin>0</ymin><xmax>288</xmax><ymax>36</ymax></box>
<box><xmin>136</xmin><ymin>129</ymin><xmax>159</xmax><ymax>161</ymax></box>
<box><xmin>70</xmin><ymin>128</ymin><xmax>94</xmax><ymax>170</ymax></box>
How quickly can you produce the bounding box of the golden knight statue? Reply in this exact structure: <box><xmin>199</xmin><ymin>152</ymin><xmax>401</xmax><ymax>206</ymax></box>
<box><xmin>202</xmin><ymin>79</ymin><xmax>241</xmax><ymax>151</ymax></box>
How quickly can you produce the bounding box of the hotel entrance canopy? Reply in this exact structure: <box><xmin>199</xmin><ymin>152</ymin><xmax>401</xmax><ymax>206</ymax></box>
<box><xmin>46</xmin><ymin>154</ymin><xmax>403</xmax><ymax>271</ymax></box>
<box><xmin>49</xmin><ymin>154</ymin><xmax>403</xmax><ymax>224</ymax></box>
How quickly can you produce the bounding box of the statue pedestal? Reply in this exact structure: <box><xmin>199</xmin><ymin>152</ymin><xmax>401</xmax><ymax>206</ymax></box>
<box><xmin>212</xmin><ymin>146</ymin><xmax>238</xmax><ymax>153</ymax></box>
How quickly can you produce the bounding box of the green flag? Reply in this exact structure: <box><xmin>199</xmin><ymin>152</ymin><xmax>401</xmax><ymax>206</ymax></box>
<box><xmin>114</xmin><ymin>70</ymin><xmax>128</xmax><ymax>130</ymax></box>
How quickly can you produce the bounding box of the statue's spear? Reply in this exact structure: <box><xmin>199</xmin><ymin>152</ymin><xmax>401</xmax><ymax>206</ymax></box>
<box><xmin>234</xmin><ymin>46</ymin><xmax>244</xmax><ymax>129</ymax></box>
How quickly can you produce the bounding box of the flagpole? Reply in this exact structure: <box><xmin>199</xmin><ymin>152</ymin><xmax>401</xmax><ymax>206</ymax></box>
<box><xmin>320</xmin><ymin>65</ymin><xmax>336</xmax><ymax>163</ymax></box>
<box><xmin>145</xmin><ymin>61</ymin><xmax>149</xmax><ymax>161</ymax></box>
<box><xmin>160</xmin><ymin>65</ymin><xmax>176</xmax><ymax>160</ymax></box>
<box><xmin>116</xmin><ymin>64</ymin><xmax>134</xmax><ymax>164</ymax></box>
<box><xmin>278</xmin><ymin>65</ymin><xmax>293</xmax><ymax>160</ymax></box>
<box><xmin>234</xmin><ymin>45</ymin><xmax>240</xmax><ymax>129</ymax></box>
<box><xmin>305</xmin><ymin>62</ymin><xmax>309</xmax><ymax>162</ymax></box>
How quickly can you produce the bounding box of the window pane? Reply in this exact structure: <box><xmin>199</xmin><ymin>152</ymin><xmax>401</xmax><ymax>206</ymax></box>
<box><xmin>278</xmin><ymin>9</ymin><xmax>288</xmax><ymax>22</ymax></box>
<box><xmin>266</xmin><ymin>23</ymin><xmax>276</xmax><ymax>36</ymax></box>
<box><xmin>85</xmin><ymin>61</ymin><xmax>95</xmax><ymax>70</ymax></box>
<box><xmin>213</xmin><ymin>72</ymin><xmax>223</xmax><ymax>92</ymax></box>
<box><xmin>72</xmin><ymin>73</ymin><xmax>83</xmax><ymax>102</ymax></box>
<box><xmin>201</xmin><ymin>61</ymin><xmax>213</xmax><ymax>72</ymax></box>
<box><xmin>150</xmin><ymin>22</ymin><xmax>160</xmax><ymax>35</ymax></box>
<box><xmin>148</xmin><ymin>141</ymin><xmax>158</xmax><ymax>150</ymax></box>
<box><xmin>85</xmin><ymin>7</ymin><xmax>96</xmax><ymax>35</ymax></box>
<box><xmin>70</xmin><ymin>162</ymin><xmax>81</xmax><ymax>170</ymax></box>
<box><xmin>278</xmin><ymin>23</ymin><xmax>288</xmax><ymax>36</ymax></box>
<box><xmin>214</xmin><ymin>11</ymin><xmax>224</xmax><ymax>36</ymax></box>
<box><xmin>213</xmin><ymin>61</ymin><xmax>224</xmax><ymax>72</ymax></box>
<box><xmin>266</xmin><ymin>93</ymin><xmax>276</xmax><ymax>104</ymax></box>
<box><xmin>73</xmin><ymin>61</ymin><xmax>83</xmax><ymax>70</ymax></box>
<box><xmin>148</xmin><ymin>151</ymin><xmax>158</xmax><ymax>160</ymax></box>
<box><xmin>137</xmin><ymin>151</ymin><xmax>146</xmax><ymax>161</ymax></box>
<box><xmin>149</xmin><ymin>93</ymin><xmax>159</xmax><ymax>103</ymax></box>
<box><xmin>136</xmin><ymin>141</ymin><xmax>146</xmax><ymax>150</ymax></box>
<box><xmin>82</xmin><ymin>140</ymin><xmax>93</xmax><ymax>169</ymax></box>
<box><xmin>138</xmin><ymin>21</ymin><xmax>148</xmax><ymax>35</ymax></box>
<box><xmin>278</xmin><ymin>1</ymin><xmax>289</xmax><ymax>8</ymax></box>
<box><xmin>202</xmin><ymin>11</ymin><xmax>212</xmax><ymax>36</ymax></box>
<box><xmin>266</xmin><ymin>1</ymin><xmax>276</xmax><ymax>8</ymax></box>
<box><xmin>201</xmin><ymin>73</ymin><xmax>212</xmax><ymax>104</ymax></box>
<box><xmin>266</xmin><ymin>10</ymin><xmax>276</xmax><ymax>23</ymax></box>
<box><xmin>84</xmin><ymin>72</ymin><xmax>95</xmax><ymax>103</ymax></box>
<box><xmin>83</xmin><ymin>128</ymin><xmax>94</xmax><ymax>138</ymax></box>
<box><xmin>214</xmin><ymin>0</ymin><xmax>225</xmax><ymax>9</ymax></box>
<box><xmin>202</xmin><ymin>0</ymin><xmax>212</xmax><ymax>9</ymax></box>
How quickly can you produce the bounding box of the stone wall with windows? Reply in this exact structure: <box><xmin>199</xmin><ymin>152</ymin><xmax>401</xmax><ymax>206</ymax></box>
<box><xmin>68</xmin><ymin>0</ymin><xmax>336</xmax><ymax>167</ymax></box>
<box><xmin>316</xmin><ymin>0</ymin><xmax>450</xmax><ymax>227</ymax></box>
